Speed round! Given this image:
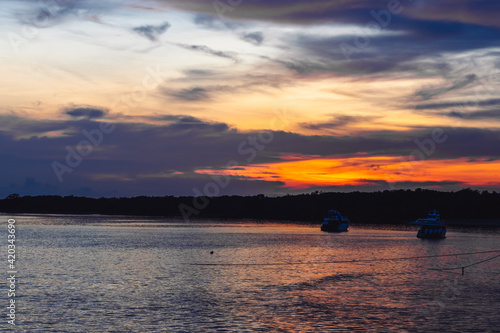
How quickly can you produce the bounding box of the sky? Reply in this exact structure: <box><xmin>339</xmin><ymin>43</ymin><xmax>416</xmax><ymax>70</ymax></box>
<box><xmin>1</xmin><ymin>0</ymin><xmax>500</xmax><ymax>198</ymax></box>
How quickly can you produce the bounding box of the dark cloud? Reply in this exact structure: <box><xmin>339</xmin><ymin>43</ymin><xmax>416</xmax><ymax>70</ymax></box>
<box><xmin>175</xmin><ymin>43</ymin><xmax>238</xmax><ymax>61</ymax></box>
<box><xmin>446</xmin><ymin>109</ymin><xmax>500</xmax><ymax>120</ymax></box>
<box><xmin>267</xmin><ymin>127</ymin><xmax>500</xmax><ymax>161</ymax></box>
<box><xmin>183</xmin><ymin>69</ymin><xmax>217</xmax><ymax>77</ymax></box>
<box><xmin>277</xmin><ymin>19</ymin><xmax>500</xmax><ymax>76</ymax></box>
<box><xmin>154</xmin><ymin>115</ymin><xmax>230</xmax><ymax>132</ymax></box>
<box><xmin>1</xmin><ymin>114</ymin><xmax>500</xmax><ymax>197</ymax></box>
<box><xmin>184</xmin><ymin>0</ymin><xmax>499</xmax><ymax>79</ymax></box>
<box><xmin>300</xmin><ymin>115</ymin><xmax>379</xmax><ymax>131</ymax></box>
<box><xmin>241</xmin><ymin>32</ymin><xmax>264</xmax><ymax>46</ymax></box>
<box><xmin>416</xmin><ymin>98</ymin><xmax>500</xmax><ymax>110</ymax></box>
<box><xmin>65</xmin><ymin>107</ymin><xmax>107</xmax><ymax>119</ymax></box>
<box><xmin>132</xmin><ymin>22</ymin><xmax>170</xmax><ymax>41</ymax></box>
<box><xmin>162</xmin><ymin>0</ymin><xmax>500</xmax><ymax>29</ymax></box>
<box><xmin>159</xmin><ymin>115</ymin><xmax>204</xmax><ymax>123</ymax></box>
<box><xmin>193</xmin><ymin>13</ymin><xmax>219</xmax><ymax>28</ymax></box>
<box><xmin>165</xmin><ymin>87</ymin><xmax>211</xmax><ymax>101</ymax></box>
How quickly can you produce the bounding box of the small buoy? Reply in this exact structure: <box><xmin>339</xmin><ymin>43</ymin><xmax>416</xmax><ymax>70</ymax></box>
<box><xmin>210</xmin><ymin>251</ymin><xmax>214</xmax><ymax>254</ymax></box>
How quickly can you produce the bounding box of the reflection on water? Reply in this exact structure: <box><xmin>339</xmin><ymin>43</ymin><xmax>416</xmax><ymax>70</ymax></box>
<box><xmin>3</xmin><ymin>215</ymin><xmax>499</xmax><ymax>332</ymax></box>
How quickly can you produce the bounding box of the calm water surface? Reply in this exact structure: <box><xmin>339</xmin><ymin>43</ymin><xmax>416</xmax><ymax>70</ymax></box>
<box><xmin>2</xmin><ymin>214</ymin><xmax>499</xmax><ymax>332</ymax></box>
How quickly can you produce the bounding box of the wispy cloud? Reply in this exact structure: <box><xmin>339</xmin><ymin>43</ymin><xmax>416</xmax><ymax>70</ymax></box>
<box><xmin>300</xmin><ymin>115</ymin><xmax>379</xmax><ymax>131</ymax></box>
<box><xmin>174</xmin><ymin>43</ymin><xmax>238</xmax><ymax>62</ymax></box>
<box><xmin>160</xmin><ymin>77</ymin><xmax>283</xmax><ymax>102</ymax></box>
<box><xmin>416</xmin><ymin>74</ymin><xmax>477</xmax><ymax>100</ymax></box>
<box><xmin>446</xmin><ymin>109</ymin><xmax>500</xmax><ymax>120</ymax></box>
<box><xmin>416</xmin><ymin>98</ymin><xmax>500</xmax><ymax>110</ymax></box>
<box><xmin>166</xmin><ymin>87</ymin><xmax>211</xmax><ymax>101</ymax></box>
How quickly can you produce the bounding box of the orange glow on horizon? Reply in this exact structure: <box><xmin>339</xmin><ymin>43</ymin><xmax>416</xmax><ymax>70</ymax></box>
<box><xmin>196</xmin><ymin>155</ymin><xmax>500</xmax><ymax>189</ymax></box>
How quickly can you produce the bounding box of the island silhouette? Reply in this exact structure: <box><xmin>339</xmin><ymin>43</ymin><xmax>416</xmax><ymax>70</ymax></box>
<box><xmin>1</xmin><ymin>188</ymin><xmax>499</xmax><ymax>226</ymax></box>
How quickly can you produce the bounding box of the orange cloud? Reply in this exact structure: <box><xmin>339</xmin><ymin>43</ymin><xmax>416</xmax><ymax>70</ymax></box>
<box><xmin>196</xmin><ymin>155</ymin><xmax>500</xmax><ymax>189</ymax></box>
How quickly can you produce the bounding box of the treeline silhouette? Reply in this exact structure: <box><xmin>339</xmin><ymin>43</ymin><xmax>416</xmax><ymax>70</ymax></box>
<box><xmin>1</xmin><ymin>188</ymin><xmax>499</xmax><ymax>224</ymax></box>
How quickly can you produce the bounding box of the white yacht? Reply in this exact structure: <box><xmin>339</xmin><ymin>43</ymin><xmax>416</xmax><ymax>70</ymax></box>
<box><xmin>416</xmin><ymin>209</ymin><xmax>446</xmax><ymax>239</ymax></box>
<box><xmin>321</xmin><ymin>210</ymin><xmax>349</xmax><ymax>232</ymax></box>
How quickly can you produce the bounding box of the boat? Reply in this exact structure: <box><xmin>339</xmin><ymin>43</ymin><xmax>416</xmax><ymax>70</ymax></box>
<box><xmin>416</xmin><ymin>209</ymin><xmax>446</xmax><ymax>239</ymax></box>
<box><xmin>321</xmin><ymin>210</ymin><xmax>349</xmax><ymax>232</ymax></box>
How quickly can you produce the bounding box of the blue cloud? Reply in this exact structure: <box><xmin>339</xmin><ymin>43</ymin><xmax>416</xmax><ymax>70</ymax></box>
<box><xmin>132</xmin><ymin>22</ymin><xmax>171</xmax><ymax>41</ymax></box>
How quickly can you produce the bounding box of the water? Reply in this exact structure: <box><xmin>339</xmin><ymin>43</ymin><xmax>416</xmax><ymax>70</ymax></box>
<box><xmin>2</xmin><ymin>214</ymin><xmax>499</xmax><ymax>332</ymax></box>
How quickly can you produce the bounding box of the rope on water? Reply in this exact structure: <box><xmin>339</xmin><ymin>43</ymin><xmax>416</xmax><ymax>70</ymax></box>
<box><xmin>188</xmin><ymin>249</ymin><xmax>500</xmax><ymax>267</ymax></box>
<box><xmin>429</xmin><ymin>253</ymin><xmax>500</xmax><ymax>275</ymax></box>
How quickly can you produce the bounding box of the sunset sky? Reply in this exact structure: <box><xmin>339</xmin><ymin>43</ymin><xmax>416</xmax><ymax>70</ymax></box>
<box><xmin>1</xmin><ymin>0</ymin><xmax>500</xmax><ymax>197</ymax></box>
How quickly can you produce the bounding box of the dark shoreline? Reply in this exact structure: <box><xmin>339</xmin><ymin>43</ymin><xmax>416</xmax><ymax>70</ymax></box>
<box><xmin>1</xmin><ymin>188</ymin><xmax>499</xmax><ymax>227</ymax></box>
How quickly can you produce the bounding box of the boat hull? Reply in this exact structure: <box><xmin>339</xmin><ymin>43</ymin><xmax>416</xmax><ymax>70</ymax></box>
<box><xmin>417</xmin><ymin>226</ymin><xmax>446</xmax><ymax>239</ymax></box>
<box><xmin>321</xmin><ymin>222</ymin><xmax>349</xmax><ymax>232</ymax></box>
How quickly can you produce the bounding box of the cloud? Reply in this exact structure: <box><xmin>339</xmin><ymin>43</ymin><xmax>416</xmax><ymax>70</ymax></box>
<box><xmin>174</xmin><ymin>43</ymin><xmax>239</xmax><ymax>62</ymax></box>
<box><xmin>446</xmin><ymin>109</ymin><xmax>500</xmax><ymax>120</ymax></box>
<box><xmin>132</xmin><ymin>21</ymin><xmax>170</xmax><ymax>41</ymax></box>
<box><xmin>160</xmin><ymin>76</ymin><xmax>283</xmax><ymax>102</ymax></box>
<box><xmin>193</xmin><ymin>13</ymin><xmax>241</xmax><ymax>30</ymax></box>
<box><xmin>416</xmin><ymin>98</ymin><xmax>500</xmax><ymax>110</ymax></box>
<box><xmin>159</xmin><ymin>0</ymin><xmax>500</xmax><ymax>29</ymax></box>
<box><xmin>241</xmin><ymin>32</ymin><xmax>264</xmax><ymax>46</ymax></box>
<box><xmin>276</xmin><ymin>19</ymin><xmax>500</xmax><ymax>76</ymax></box>
<box><xmin>159</xmin><ymin>115</ymin><xmax>204</xmax><ymax>123</ymax></box>
<box><xmin>300</xmin><ymin>115</ymin><xmax>379</xmax><ymax>131</ymax></box>
<box><xmin>65</xmin><ymin>106</ymin><xmax>107</xmax><ymax>119</ymax></box>
<box><xmin>183</xmin><ymin>69</ymin><xmax>218</xmax><ymax>77</ymax></box>
<box><xmin>165</xmin><ymin>87</ymin><xmax>211</xmax><ymax>101</ymax></box>
<box><xmin>416</xmin><ymin>74</ymin><xmax>477</xmax><ymax>100</ymax></box>
<box><xmin>17</xmin><ymin>0</ymin><xmax>115</xmax><ymax>28</ymax></box>
<box><xmin>2</xmin><ymin>115</ymin><xmax>500</xmax><ymax>198</ymax></box>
